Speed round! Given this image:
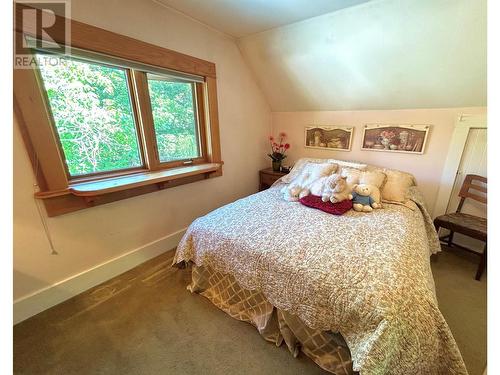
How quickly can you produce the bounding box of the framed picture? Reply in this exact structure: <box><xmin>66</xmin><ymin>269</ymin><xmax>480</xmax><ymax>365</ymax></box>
<box><xmin>304</xmin><ymin>126</ymin><xmax>353</xmax><ymax>151</ymax></box>
<box><xmin>361</xmin><ymin>124</ymin><xmax>430</xmax><ymax>154</ymax></box>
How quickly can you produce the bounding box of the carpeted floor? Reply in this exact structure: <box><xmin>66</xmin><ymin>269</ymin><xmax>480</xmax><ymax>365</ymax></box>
<box><xmin>14</xmin><ymin>246</ymin><xmax>486</xmax><ymax>375</ymax></box>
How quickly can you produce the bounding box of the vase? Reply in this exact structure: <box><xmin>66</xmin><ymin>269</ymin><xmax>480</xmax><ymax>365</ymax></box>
<box><xmin>272</xmin><ymin>160</ymin><xmax>282</xmax><ymax>172</ymax></box>
<box><xmin>381</xmin><ymin>137</ymin><xmax>391</xmax><ymax>150</ymax></box>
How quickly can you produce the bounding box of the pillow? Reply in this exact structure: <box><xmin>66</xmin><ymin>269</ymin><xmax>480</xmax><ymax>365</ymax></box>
<box><xmin>328</xmin><ymin>159</ymin><xmax>368</xmax><ymax>171</ymax></box>
<box><xmin>281</xmin><ymin>158</ymin><xmax>366</xmax><ymax>184</ymax></box>
<box><xmin>339</xmin><ymin>167</ymin><xmax>363</xmax><ymax>189</ymax></box>
<box><xmin>381</xmin><ymin>169</ymin><xmax>416</xmax><ymax>203</ymax></box>
<box><xmin>299</xmin><ymin>195</ymin><xmax>353</xmax><ymax>215</ymax></box>
<box><xmin>359</xmin><ymin>170</ymin><xmax>386</xmax><ymax>187</ymax></box>
<box><xmin>281</xmin><ymin>162</ymin><xmax>338</xmax><ymax>201</ymax></box>
<box><xmin>281</xmin><ymin>158</ymin><xmax>329</xmax><ymax>183</ymax></box>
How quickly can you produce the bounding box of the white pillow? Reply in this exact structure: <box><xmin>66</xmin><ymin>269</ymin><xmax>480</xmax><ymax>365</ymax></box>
<box><xmin>283</xmin><ymin>158</ymin><xmax>366</xmax><ymax>184</ymax></box>
<box><xmin>328</xmin><ymin>159</ymin><xmax>368</xmax><ymax>171</ymax></box>
<box><xmin>280</xmin><ymin>158</ymin><xmax>320</xmax><ymax>183</ymax></box>
<box><xmin>281</xmin><ymin>162</ymin><xmax>338</xmax><ymax>201</ymax></box>
<box><xmin>381</xmin><ymin>169</ymin><xmax>416</xmax><ymax>203</ymax></box>
<box><xmin>340</xmin><ymin>167</ymin><xmax>368</xmax><ymax>188</ymax></box>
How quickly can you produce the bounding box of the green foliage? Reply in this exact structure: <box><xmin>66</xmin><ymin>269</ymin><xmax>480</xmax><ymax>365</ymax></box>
<box><xmin>38</xmin><ymin>55</ymin><xmax>142</xmax><ymax>176</ymax></box>
<box><xmin>38</xmin><ymin>55</ymin><xmax>200</xmax><ymax>176</ymax></box>
<box><xmin>147</xmin><ymin>78</ymin><xmax>199</xmax><ymax>161</ymax></box>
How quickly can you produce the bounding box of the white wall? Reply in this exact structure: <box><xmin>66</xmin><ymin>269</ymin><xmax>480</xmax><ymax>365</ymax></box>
<box><xmin>272</xmin><ymin>107</ymin><xmax>486</xmax><ymax>214</ymax></box>
<box><xmin>238</xmin><ymin>0</ymin><xmax>486</xmax><ymax>111</ymax></box>
<box><xmin>14</xmin><ymin>0</ymin><xmax>271</xmax><ymax>302</ymax></box>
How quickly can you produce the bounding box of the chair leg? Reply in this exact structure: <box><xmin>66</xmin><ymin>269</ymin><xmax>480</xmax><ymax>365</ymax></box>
<box><xmin>447</xmin><ymin>231</ymin><xmax>454</xmax><ymax>247</ymax></box>
<box><xmin>475</xmin><ymin>244</ymin><xmax>487</xmax><ymax>281</ymax></box>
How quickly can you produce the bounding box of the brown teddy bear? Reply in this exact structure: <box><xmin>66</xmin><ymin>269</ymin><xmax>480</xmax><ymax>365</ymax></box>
<box><xmin>351</xmin><ymin>184</ymin><xmax>381</xmax><ymax>212</ymax></box>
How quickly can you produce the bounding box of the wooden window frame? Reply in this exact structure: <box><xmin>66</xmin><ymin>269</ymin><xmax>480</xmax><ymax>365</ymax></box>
<box><xmin>14</xmin><ymin>4</ymin><xmax>223</xmax><ymax>217</ymax></box>
<box><xmin>34</xmin><ymin>57</ymin><xmax>149</xmax><ymax>182</ymax></box>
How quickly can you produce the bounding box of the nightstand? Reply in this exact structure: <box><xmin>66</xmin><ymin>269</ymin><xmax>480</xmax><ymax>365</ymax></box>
<box><xmin>259</xmin><ymin>168</ymin><xmax>288</xmax><ymax>191</ymax></box>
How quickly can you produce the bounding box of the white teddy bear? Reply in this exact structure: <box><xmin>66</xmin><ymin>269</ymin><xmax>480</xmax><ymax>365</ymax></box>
<box><xmin>282</xmin><ymin>163</ymin><xmax>337</xmax><ymax>201</ymax></box>
<box><xmin>283</xmin><ymin>172</ymin><xmax>318</xmax><ymax>201</ymax></box>
<box><xmin>311</xmin><ymin>174</ymin><xmax>352</xmax><ymax>203</ymax></box>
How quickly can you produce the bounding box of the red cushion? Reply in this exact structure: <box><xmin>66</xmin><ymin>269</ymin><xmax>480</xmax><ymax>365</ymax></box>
<box><xmin>299</xmin><ymin>195</ymin><xmax>352</xmax><ymax>215</ymax></box>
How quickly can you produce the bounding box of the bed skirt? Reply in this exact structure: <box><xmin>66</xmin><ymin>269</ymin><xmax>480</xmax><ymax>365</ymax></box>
<box><xmin>187</xmin><ymin>264</ymin><xmax>354</xmax><ymax>375</ymax></box>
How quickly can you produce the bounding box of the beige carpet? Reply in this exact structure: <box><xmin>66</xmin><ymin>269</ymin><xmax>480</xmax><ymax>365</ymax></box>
<box><xmin>431</xmin><ymin>247</ymin><xmax>487</xmax><ymax>375</ymax></box>
<box><xmin>14</xmin><ymin>247</ymin><xmax>486</xmax><ymax>375</ymax></box>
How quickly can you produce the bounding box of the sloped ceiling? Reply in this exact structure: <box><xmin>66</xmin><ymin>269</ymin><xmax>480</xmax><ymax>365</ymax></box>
<box><xmin>155</xmin><ymin>0</ymin><xmax>371</xmax><ymax>38</ymax></box>
<box><xmin>238</xmin><ymin>0</ymin><xmax>487</xmax><ymax>111</ymax></box>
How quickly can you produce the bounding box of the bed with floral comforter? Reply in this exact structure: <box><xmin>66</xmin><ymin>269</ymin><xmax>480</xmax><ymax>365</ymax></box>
<box><xmin>173</xmin><ymin>184</ymin><xmax>467</xmax><ymax>374</ymax></box>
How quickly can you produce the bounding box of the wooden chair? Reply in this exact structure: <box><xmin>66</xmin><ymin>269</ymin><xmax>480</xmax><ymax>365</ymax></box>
<box><xmin>434</xmin><ymin>174</ymin><xmax>487</xmax><ymax>280</ymax></box>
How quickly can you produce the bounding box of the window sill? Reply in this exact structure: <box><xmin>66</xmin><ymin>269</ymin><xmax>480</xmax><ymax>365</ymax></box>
<box><xmin>35</xmin><ymin>163</ymin><xmax>223</xmax><ymax>216</ymax></box>
<box><xmin>70</xmin><ymin>163</ymin><xmax>222</xmax><ymax>196</ymax></box>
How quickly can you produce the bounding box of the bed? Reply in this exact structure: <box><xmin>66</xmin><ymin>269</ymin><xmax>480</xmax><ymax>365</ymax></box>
<box><xmin>173</xmin><ymin>169</ymin><xmax>468</xmax><ymax>374</ymax></box>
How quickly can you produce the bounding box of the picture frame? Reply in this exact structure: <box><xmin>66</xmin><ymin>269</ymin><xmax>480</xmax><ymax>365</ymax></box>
<box><xmin>304</xmin><ymin>126</ymin><xmax>353</xmax><ymax>151</ymax></box>
<box><xmin>361</xmin><ymin>124</ymin><xmax>430</xmax><ymax>154</ymax></box>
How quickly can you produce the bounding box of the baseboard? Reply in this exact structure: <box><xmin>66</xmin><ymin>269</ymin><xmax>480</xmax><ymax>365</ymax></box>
<box><xmin>13</xmin><ymin>228</ymin><xmax>187</xmax><ymax>325</ymax></box>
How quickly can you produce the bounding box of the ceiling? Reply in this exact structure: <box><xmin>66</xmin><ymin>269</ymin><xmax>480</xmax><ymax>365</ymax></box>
<box><xmin>238</xmin><ymin>0</ymin><xmax>486</xmax><ymax>111</ymax></box>
<box><xmin>154</xmin><ymin>0</ymin><xmax>371</xmax><ymax>38</ymax></box>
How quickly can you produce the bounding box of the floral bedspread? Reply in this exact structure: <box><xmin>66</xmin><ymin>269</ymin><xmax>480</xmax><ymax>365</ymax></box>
<box><xmin>173</xmin><ymin>185</ymin><xmax>467</xmax><ymax>374</ymax></box>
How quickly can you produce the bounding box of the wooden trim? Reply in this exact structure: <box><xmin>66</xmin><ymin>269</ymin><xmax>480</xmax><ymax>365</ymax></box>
<box><xmin>13</xmin><ymin>62</ymin><xmax>68</xmax><ymax>190</ymax></box>
<box><xmin>41</xmin><ymin>172</ymin><xmax>217</xmax><ymax>217</ymax></box>
<box><xmin>35</xmin><ymin>163</ymin><xmax>222</xmax><ymax>199</ymax></box>
<box><xmin>14</xmin><ymin>5</ymin><xmax>224</xmax><ymax>216</ymax></box>
<box><xmin>15</xmin><ymin>4</ymin><xmax>216</xmax><ymax>78</ymax></box>
<box><xmin>205</xmin><ymin>76</ymin><xmax>222</xmax><ymax>176</ymax></box>
<box><xmin>155</xmin><ymin>157</ymin><xmax>208</xmax><ymax>170</ymax></box>
<box><xmin>149</xmin><ymin>80</ymin><xmax>209</xmax><ymax>168</ymax></box>
<box><xmin>69</xmin><ymin>166</ymin><xmax>149</xmax><ymax>184</ymax></box>
<box><xmin>34</xmin><ymin>163</ymin><xmax>222</xmax><ymax>216</ymax></box>
<box><xmin>14</xmin><ymin>97</ymin><xmax>48</xmax><ymax>191</ymax></box>
<box><xmin>32</xmin><ymin>61</ymin><xmax>75</xmax><ymax>179</ymax></box>
<box><xmin>34</xmin><ymin>188</ymin><xmax>71</xmax><ymax>199</ymax></box>
<box><xmin>126</xmin><ymin>69</ymin><xmax>148</xmax><ymax>169</ymax></box>
<box><xmin>131</xmin><ymin>71</ymin><xmax>160</xmax><ymax>170</ymax></box>
<box><xmin>195</xmin><ymin>82</ymin><xmax>209</xmax><ymax>160</ymax></box>
<box><xmin>69</xmin><ymin>163</ymin><xmax>221</xmax><ymax>196</ymax></box>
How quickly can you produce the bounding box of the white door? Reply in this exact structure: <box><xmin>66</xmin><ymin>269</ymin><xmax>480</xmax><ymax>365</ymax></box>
<box><xmin>446</xmin><ymin>128</ymin><xmax>487</xmax><ymax>251</ymax></box>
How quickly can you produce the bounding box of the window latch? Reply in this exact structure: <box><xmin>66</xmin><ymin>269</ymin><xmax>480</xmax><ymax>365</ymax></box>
<box><xmin>183</xmin><ymin>159</ymin><xmax>194</xmax><ymax>165</ymax></box>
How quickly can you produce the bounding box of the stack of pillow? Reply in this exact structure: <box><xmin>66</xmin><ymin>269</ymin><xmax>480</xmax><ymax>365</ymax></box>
<box><xmin>280</xmin><ymin>157</ymin><xmax>416</xmax><ymax>209</ymax></box>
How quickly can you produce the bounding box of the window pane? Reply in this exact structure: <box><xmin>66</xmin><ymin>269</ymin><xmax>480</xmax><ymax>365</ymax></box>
<box><xmin>37</xmin><ymin>55</ymin><xmax>142</xmax><ymax>176</ymax></box>
<box><xmin>147</xmin><ymin>75</ymin><xmax>200</xmax><ymax>162</ymax></box>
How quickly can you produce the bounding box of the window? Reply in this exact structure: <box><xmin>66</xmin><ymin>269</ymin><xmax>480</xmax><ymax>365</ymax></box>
<box><xmin>36</xmin><ymin>52</ymin><xmax>209</xmax><ymax>179</ymax></box>
<box><xmin>147</xmin><ymin>74</ymin><xmax>201</xmax><ymax>163</ymax></box>
<box><xmin>14</xmin><ymin>4</ymin><xmax>222</xmax><ymax>216</ymax></box>
<box><xmin>37</xmin><ymin>55</ymin><xmax>143</xmax><ymax>176</ymax></box>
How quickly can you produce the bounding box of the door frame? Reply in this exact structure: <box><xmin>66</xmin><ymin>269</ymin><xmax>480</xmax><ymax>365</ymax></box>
<box><xmin>433</xmin><ymin>114</ymin><xmax>487</xmax><ymax>217</ymax></box>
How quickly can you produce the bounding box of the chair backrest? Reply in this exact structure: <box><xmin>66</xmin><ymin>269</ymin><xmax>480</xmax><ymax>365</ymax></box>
<box><xmin>457</xmin><ymin>174</ymin><xmax>487</xmax><ymax>212</ymax></box>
